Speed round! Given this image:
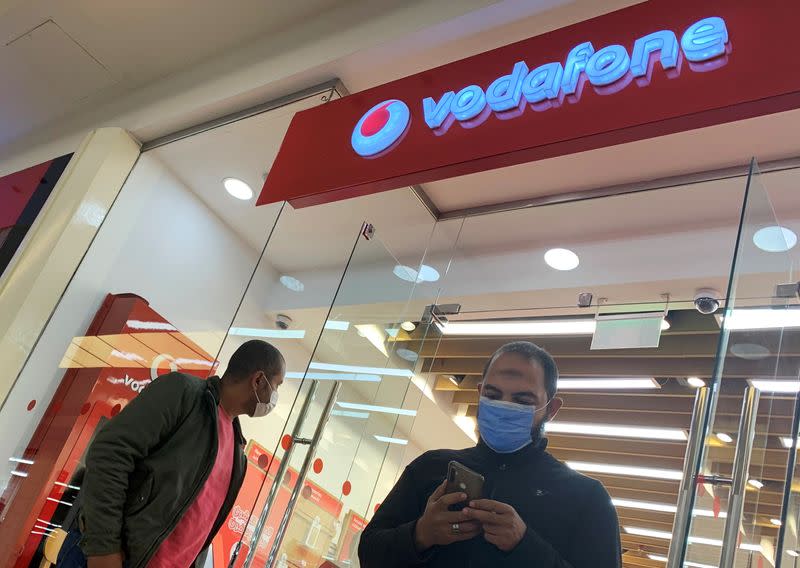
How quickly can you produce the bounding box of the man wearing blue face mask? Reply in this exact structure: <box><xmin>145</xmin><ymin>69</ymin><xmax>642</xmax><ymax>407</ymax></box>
<box><xmin>359</xmin><ymin>341</ymin><xmax>621</xmax><ymax>567</ymax></box>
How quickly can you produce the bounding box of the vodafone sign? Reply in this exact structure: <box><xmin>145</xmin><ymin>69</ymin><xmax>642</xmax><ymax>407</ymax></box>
<box><xmin>259</xmin><ymin>0</ymin><xmax>800</xmax><ymax>208</ymax></box>
<box><xmin>352</xmin><ymin>16</ymin><xmax>729</xmax><ymax>157</ymax></box>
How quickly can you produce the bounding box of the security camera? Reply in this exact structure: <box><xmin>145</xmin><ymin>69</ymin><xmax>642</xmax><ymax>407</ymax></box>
<box><xmin>275</xmin><ymin>314</ymin><xmax>293</xmax><ymax>330</ymax></box>
<box><xmin>694</xmin><ymin>289</ymin><xmax>721</xmax><ymax>315</ymax></box>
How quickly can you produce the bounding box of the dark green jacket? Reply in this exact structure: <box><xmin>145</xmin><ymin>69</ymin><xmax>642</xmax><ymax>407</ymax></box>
<box><xmin>80</xmin><ymin>373</ymin><xmax>247</xmax><ymax>568</ymax></box>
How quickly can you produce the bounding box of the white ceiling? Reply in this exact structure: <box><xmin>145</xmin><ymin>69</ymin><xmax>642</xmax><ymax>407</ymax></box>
<box><xmin>0</xmin><ymin>0</ymin><xmax>348</xmax><ymax>145</ymax></box>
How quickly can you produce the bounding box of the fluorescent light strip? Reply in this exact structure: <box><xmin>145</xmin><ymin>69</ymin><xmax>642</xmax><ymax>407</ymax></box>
<box><xmin>724</xmin><ymin>308</ymin><xmax>800</xmax><ymax>330</ymax></box>
<box><xmin>374</xmin><ymin>435</ymin><xmax>409</xmax><ymax>445</ymax></box>
<box><xmin>559</xmin><ymin>378</ymin><xmax>659</xmax><ymax>390</ymax></box>
<box><xmin>34</xmin><ymin>525</ymin><xmax>55</xmax><ymax>532</ymax></box>
<box><xmin>10</xmin><ymin>470</ymin><xmax>28</xmax><ymax>478</ymax></box>
<box><xmin>626</xmin><ymin>526</ymin><xmax>760</xmax><ymax>552</ymax></box>
<box><xmin>54</xmin><ymin>481</ymin><xmax>81</xmax><ymax>491</ymax></box>
<box><xmin>9</xmin><ymin>457</ymin><xmax>34</xmax><ymax>465</ymax></box>
<box><xmin>336</xmin><ymin>401</ymin><xmax>417</xmax><ymax>417</ymax></box>
<box><xmin>285</xmin><ymin>372</ymin><xmax>381</xmax><ymax>383</ymax></box>
<box><xmin>647</xmin><ymin>554</ymin><xmax>717</xmax><ymax>568</ymax></box>
<box><xmin>567</xmin><ymin>461</ymin><xmax>682</xmax><ymax>480</ymax></box>
<box><xmin>324</xmin><ymin>320</ymin><xmax>350</xmax><ymax>331</ymax></box>
<box><xmin>229</xmin><ymin>327</ymin><xmax>305</xmax><ymax>339</ymax></box>
<box><xmin>612</xmin><ymin>498</ymin><xmax>724</xmax><ymax>518</ymax></box>
<box><xmin>37</xmin><ymin>519</ymin><xmax>62</xmax><ymax>528</ymax></box>
<box><xmin>749</xmin><ymin>379</ymin><xmax>799</xmax><ymax>393</ymax></box>
<box><xmin>125</xmin><ymin>320</ymin><xmax>177</xmax><ymax>331</ymax></box>
<box><xmin>31</xmin><ymin>531</ymin><xmax>55</xmax><ymax>537</ymax></box>
<box><xmin>46</xmin><ymin>497</ymin><xmax>73</xmax><ymax>507</ymax></box>
<box><xmin>331</xmin><ymin>410</ymin><xmax>370</xmax><ymax>419</ymax></box>
<box><xmin>439</xmin><ymin>318</ymin><xmax>669</xmax><ymax>336</ymax></box>
<box><xmin>781</xmin><ymin>437</ymin><xmax>799</xmax><ymax>449</ymax></box>
<box><xmin>309</xmin><ymin>362</ymin><xmax>414</xmax><ymax>378</ymax></box>
<box><xmin>546</xmin><ymin>422</ymin><xmax>687</xmax><ymax>441</ymax></box>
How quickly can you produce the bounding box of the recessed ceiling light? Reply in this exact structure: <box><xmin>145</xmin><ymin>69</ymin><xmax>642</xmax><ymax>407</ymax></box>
<box><xmin>374</xmin><ymin>435</ymin><xmax>409</xmax><ymax>445</ymax></box>
<box><xmin>771</xmin><ymin>518</ymin><xmax>782</xmax><ymax>526</ymax></box>
<box><xmin>279</xmin><ymin>275</ymin><xmax>304</xmax><ymax>292</ymax></box>
<box><xmin>324</xmin><ymin>320</ymin><xmax>350</xmax><ymax>331</ymax></box>
<box><xmin>749</xmin><ymin>379</ymin><xmax>800</xmax><ymax>393</ymax></box>
<box><xmin>558</xmin><ymin>378</ymin><xmax>660</xmax><ymax>390</ymax></box>
<box><xmin>687</xmin><ymin>377</ymin><xmax>706</xmax><ymax>388</ymax></box>
<box><xmin>716</xmin><ymin>432</ymin><xmax>733</xmax><ymax>443</ymax></box>
<box><xmin>730</xmin><ymin>343</ymin><xmax>771</xmax><ymax>360</ymax></box>
<box><xmin>546</xmin><ymin>422</ymin><xmax>687</xmax><ymax>441</ymax></box>
<box><xmin>780</xmin><ymin>437</ymin><xmax>799</xmax><ymax>449</ymax></box>
<box><xmin>400</xmin><ymin>321</ymin><xmax>416</xmax><ymax>332</ymax></box>
<box><xmin>753</xmin><ymin>226</ymin><xmax>797</xmax><ymax>252</ymax></box>
<box><xmin>544</xmin><ymin>248</ymin><xmax>579</xmax><ymax>271</ymax></box>
<box><xmin>723</xmin><ymin>308</ymin><xmax>800</xmax><ymax>330</ymax></box>
<box><xmin>396</xmin><ymin>348</ymin><xmax>419</xmax><ymax>362</ymax></box>
<box><xmin>223</xmin><ymin>177</ymin><xmax>254</xmax><ymax>200</ymax></box>
<box><xmin>229</xmin><ymin>327</ymin><xmax>305</xmax><ymax>339</ymax></box>
<box><xmin>438</xmin><ymin>318</ymin><xmax>668</xmax><ymax>336</ymax></box>
<box><xmin>336</xmin><ymin>401</ymin><xmax>417</xmax><ymax>416</ymax></box>
<box><xmin>309</xmin><ymin>362</ymin><xmax>414</xmax><ymax>378</ymax></box>
<box><xmin>748</xmin><ymin>478</ymin><xmax>764</xmax><ymax>489</ymax></box>
<box><xmin>566</xmin><ymin>461</ymin><xmax>682</xmax><ymax>480</ymax></box>
<box><xmin>788</xmin><ymin>550</ymin><xmax>799</xmax><ymax>557</ymax></box>
<box><xmin>627</xmin><ymin>527</ymin><xmax>761</xmax><ymax>553</ymax></box>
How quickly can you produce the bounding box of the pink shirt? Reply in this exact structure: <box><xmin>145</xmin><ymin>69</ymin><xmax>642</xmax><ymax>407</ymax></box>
<box><xmin>148</xmin><ymin>406</ymin><xmax>234</xmax><ymax>567</ymax></box>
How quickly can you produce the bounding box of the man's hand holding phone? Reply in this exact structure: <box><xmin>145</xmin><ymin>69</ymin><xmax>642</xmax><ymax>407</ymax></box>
<box><xmin>414</xmin><ymin>480</ymin><xmax>481</xmax><ymax>552</ymax></box>
<box><xmin>464</xmin><ymin>499</ymin><xmax>527</xmax><ymax>552</ymax></box>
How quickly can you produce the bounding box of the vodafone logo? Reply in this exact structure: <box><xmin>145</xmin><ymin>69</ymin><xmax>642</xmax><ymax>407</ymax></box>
<box><xmin>351</xmin><ymin>99</ymin><xmax>410</xmax><ymax>157</ymax></box>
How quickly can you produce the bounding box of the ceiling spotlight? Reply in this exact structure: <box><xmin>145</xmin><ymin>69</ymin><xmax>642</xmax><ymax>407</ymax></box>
<box><xmin>788</xmin><ymin>550</ymin><xmax>799</xmax><ymax>557</ymax></box>
<box><xmin>400</xmin><ymin>321</ymin><xmax>416</xmax><ymax>332</ymax></box>
<box><xmin>279</xmin><ymin>275</ymin><xmax>304</xmax><ymax>292</ymax></box>
<box><xmin>393</xmin><ymin>264</ymin><xmax>440</xmax><ymax>283</ymax></box>
<box><xmin>687</xmin><ymin>377</ymin><xmax>706</xmax><ymax>388</ymax></box>
<box><xmin>544</xmin><ymin>248</ymin><xmax>579</xmax><ymax>271</ymax></box>
<box><xmin>395</xmin><ymin>348</ymin><xmax>419</xmax><ymax>362</ymax></box>
<box><xmin>771</xmin><ymin>518</ymin><xmax>782</xmax><ymax>526</ymax></box>
<box><xmin>716</xmin><ymin>432</ymin><xmax>733</xmax><ymax>444</ymax></box>
<box><xmin>223</xmin><ymin>177</ymin><xmax>254</xmax><ymax>200</ymax></box>
<box><xmin>753</xmin><ymin>226</ymin><xmax>798</xmax><ymax>253</ymax></box>
<box><xmin>748</xmin><ymin>479</ymin><xmax>764</xmax><ymax>489</ymax></box>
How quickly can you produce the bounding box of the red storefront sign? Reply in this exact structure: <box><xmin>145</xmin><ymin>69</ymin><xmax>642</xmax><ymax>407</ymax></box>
<box><xmin>259</xmin><ymin>0</ymin><xmax>800</xmax><ymax>208</ymax></box>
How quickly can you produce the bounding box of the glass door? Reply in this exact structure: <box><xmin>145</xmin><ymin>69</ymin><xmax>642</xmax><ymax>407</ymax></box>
<box><xmin>674</xmin><ymin>160</ymin><xmax>800</xmax><ymax>568</ymax></box>
<box><xmin>233</xmin><ymin>217</ymin><xmax>462</xmax><ymax>568</ymax></box>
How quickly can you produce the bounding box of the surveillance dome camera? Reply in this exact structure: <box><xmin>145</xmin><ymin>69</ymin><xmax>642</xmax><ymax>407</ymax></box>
<box><xmin>694</xmin><ymin>289</ymin><xmax>722</xmax><ymax>315</ymax></box>
<box><xmin>275</xmin><ymin>314</ymin><xmax>293</xmax><ymax>330</ymax></box>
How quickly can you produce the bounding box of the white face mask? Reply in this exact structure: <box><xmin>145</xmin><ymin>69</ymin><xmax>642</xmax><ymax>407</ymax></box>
<box><xmin>253</xmin><ymin>380</ymin><xmax>279</xmax><ymax>418</ymax></box>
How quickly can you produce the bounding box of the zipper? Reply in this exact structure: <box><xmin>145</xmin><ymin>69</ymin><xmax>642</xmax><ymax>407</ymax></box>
<box><xmin>135</xmin><ymin>392</ymin><xmax>219</xmax><ymax>568</ymax></box>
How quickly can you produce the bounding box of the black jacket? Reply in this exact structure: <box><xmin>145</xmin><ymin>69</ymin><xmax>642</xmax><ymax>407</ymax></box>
<box><xmin>359</xmin><ymin>440</ymin><xmax>621</xmax><ymax>567</ymax></box>
<box><xmin>80</xmin><ymin>373</ymin><xmax>247</xmax><ymax>568</ymax></box>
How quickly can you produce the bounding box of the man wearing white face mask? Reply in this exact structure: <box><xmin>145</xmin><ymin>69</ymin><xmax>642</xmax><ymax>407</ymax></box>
<box><xmin>60</xmin><ymin>340</ymin><xmax>285</xmax><ymax>568</ymax></box>
<box><xmin>359</xmin><ymin>341</ymin><xmax>621</xmax><ymax>567</ymax></box>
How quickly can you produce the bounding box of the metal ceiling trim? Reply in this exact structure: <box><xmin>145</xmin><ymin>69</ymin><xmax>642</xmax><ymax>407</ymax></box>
<box><xmin>140</xmin><ymin>79</ymin><xmax>341</xmax><ymax>152</ymax></box>
<box><xmin>436</xmin><ymin>156</ymin><xmax>800</xmax><ymax>220</ymax></box>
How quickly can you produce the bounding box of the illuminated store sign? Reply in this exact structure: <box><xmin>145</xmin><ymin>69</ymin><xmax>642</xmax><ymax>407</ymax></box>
<box><xmin>352</xmin><ymin>16</ymin><xmax>729</xmax><ymax>157</ymax></box>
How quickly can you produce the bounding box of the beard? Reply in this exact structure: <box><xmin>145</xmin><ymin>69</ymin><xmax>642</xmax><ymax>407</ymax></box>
<box><xmin>531</xmin><ymin>418</ymin><xmax>547</xmax><ymax>446</ymax></box>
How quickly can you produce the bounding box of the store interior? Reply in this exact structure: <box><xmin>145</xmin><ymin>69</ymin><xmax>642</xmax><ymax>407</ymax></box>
<box><xmin>2</xmin><ymin>89</ymin><xmax>800</xmax><ymax>568</ymax></box>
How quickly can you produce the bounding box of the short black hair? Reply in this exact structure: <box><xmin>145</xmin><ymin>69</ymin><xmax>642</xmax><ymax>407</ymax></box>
<box><xmin>224</xmin><ymin>340</ymin><xmax>285</xmax><ymax>381</ymax></box>
<box><xmin>483</xmin><ymin>341</ymin><xmax>559</xmax><ymax>400</ymax></box>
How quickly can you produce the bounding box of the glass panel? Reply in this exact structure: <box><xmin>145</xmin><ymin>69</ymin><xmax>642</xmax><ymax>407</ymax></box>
<box><xmin>245</xmin><ymin>208</ymin><xmax>464</xmax><ymax>568</ymax></box>
<box><xmin>0</xmin><ymin>90</ymin><xmax>334</xmax><ymax>566</ymax></box>
<box><xmin>683</xmin><ymin>161</ymin><xmax>799</xmax><ymax>568</ymax></box>
<box><xmin>429</xmin><ymin>180</ymin><xmax>749</xmax><ymax>567</ymax></box>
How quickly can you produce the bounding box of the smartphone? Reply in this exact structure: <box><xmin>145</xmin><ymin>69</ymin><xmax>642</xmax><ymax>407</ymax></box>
<box><xmin>445</xmin><ymin>461</ymin><xmax>485</xmax><ymax>511</ymax></box>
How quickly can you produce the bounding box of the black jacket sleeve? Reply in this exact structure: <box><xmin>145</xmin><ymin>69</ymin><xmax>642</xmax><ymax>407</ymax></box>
<box><xmin>358</xmin><ymin>459</ymin><xmax>434</xmax><ymax>568</ymax></box>
<box><xmin>502</xmin><ymin>480</ymin><xmax>621</xmax><ymax>567</ymax></box>
<box><xmin>80</xmin><ymin>374</ymin><xmax>194</xmax><ymax>556</ymax></box>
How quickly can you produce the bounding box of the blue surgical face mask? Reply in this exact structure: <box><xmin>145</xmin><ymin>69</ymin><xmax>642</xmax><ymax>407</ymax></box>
<box><xmin>477</xmin><ymin>396</ymin><xmax>548</xmax><ymax>454</ymax></box>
